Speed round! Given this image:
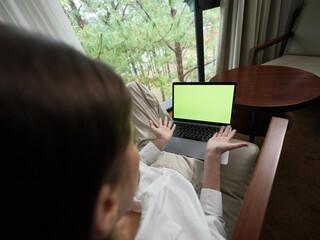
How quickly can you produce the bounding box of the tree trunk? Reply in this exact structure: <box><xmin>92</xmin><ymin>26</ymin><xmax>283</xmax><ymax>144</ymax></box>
<box><xmin>69</xmin><ymin>1</ymin><xmax>85</xmax><ymax>29</ymax></box>
<box><xmin>167</xmin><ymin>62</ymin><xmax>171</xmax><ymax>78</ymax></box>
<box><xmin>130</xmin><ymin>60</ymin><xmax>139</xmax><ymax>77</ymax></box>
<box><xmin>139</xmin><ymin>62</ymin><xmax>145</xmax><ymax>77</ymax></box>
<box><xmin>97</xmin><ymin>33</ymin><xmax>103</xmax><ymax>59</ymax></box>
<box><xmin>170</xmin><ymin>6</ymin><xmax>184</xmax><ymax>82</ymax></box>
<box><xmin>139</xmin><ymin>62</ymin><xmax>151</xmax><ymax>90</ymax></box>
<box><xmin>149</xmin><ymin>62</ymin><xmax>156</xmax><ymax>77</ymax></box>
<box><xmin>174</xmin><ymin>42</ymin><xmax>184</xmax><ymax>82</ymax></box>
<box><xmin>161</xmin><ymin>88</ymin><xmax>166</xmax><ymax>102</ymax></box>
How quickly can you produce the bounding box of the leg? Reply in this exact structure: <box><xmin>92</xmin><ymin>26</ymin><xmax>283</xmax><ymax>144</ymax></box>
<box><xmin>127</xmin><ymin>81</ymin><xmax>170</xmax><ymax>150</ymax></box>
<box><xmin>151</xmin><ymin>152</ymin><xmax>205</xmax><ymax>196</ymax></box>
<box><xmin>127</xmin><ymin>81</ymin><xmax>204</xmax><ymax>194</ymax></box>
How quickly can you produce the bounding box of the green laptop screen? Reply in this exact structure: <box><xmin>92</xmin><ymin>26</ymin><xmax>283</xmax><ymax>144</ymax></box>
<box><xmin>173</xmin><ymin>84</ymin><xmax>235</xmax><ymax>124</ymax></box>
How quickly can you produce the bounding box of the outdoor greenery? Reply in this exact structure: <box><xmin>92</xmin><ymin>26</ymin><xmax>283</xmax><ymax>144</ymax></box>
<box><xmin>59</xmin><ymin>0</ymin><xmax>219</xmax><ymax>101</ymax></box>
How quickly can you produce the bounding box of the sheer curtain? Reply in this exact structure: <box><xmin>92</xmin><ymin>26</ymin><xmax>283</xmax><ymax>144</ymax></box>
<box><xmin>216</xmin><ymin>0</ymin><xmax>282</xmax><ymax>73</ymax></box>
<box><xmin>0</xmin><ymin>0</ymin><xmax>84</xmax><ymax>53</ymax></box>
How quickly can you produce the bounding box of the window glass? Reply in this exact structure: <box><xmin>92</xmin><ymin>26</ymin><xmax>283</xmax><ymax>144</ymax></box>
<box><xmin>59</xmin><ymin>0</ymin><xmax>220</xmax><ymax>101</ymax></box>
<box><xmin>203</xmin><ymin>8</ymin><xmax>220</xmax><ymax>82</ymax></box>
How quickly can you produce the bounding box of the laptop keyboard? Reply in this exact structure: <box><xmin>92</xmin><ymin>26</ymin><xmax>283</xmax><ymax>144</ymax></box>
<box><xmin>173</xmin><ymin>122</ymin><xmax>221</xmax><ymax>142</ymax></box>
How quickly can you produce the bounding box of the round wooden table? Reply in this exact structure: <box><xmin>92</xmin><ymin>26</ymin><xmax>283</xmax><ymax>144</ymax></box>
<box><xmin>210</xmin><ymin>65</ymin><xmax>320</xmax><ymax>142</ymax></box>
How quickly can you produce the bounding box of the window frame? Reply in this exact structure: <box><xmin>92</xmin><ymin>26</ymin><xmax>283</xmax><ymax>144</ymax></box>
<box><xmin>163</xmin><ymin>0</ymin><xmax>221</xmax><ymax>110</ymax></box>
<box><xmin>193</xmin><ymin>0</ymin><xmax>221</xmax><ymax>82</ymax></box>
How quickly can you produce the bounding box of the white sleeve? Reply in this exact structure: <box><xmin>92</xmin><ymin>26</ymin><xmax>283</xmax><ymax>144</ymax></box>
<box><xmin>139</xmin><ymin>142</ymin><xmax>161</xmax><ymax>166</ymax></box>
<box><xmin>200</xmin><ymin>188</ymin><xmax>228</xmax><ymax>239</ymax></box>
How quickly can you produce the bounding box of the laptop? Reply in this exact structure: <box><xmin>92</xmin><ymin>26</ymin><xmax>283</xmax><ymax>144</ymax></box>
<box><xmin>164</xmin><ymin>82</ymin><xmax>236</xmax><ymax>164</ymax></box>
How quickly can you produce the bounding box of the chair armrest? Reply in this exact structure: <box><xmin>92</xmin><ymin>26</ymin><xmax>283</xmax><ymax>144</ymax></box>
<box><xmin>161</xmin><ymin>98</ymin><xmax>172</xmax><ymax>112</ymax></box>
<box><xmin>248</xmin><ymin>32</ymin><xmax>293</xmax><ymax>66</ymax></box>
<box><xmin>231</xmin><ymin>117</ymin><xmax>288</xmax><ymax>240</ymax></box>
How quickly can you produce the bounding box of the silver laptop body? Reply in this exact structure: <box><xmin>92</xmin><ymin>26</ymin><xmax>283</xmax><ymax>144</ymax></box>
<box><xmin>164</xmin><ymin>82</ymin><xmax>236</xmax><ymax>164</ymax></box>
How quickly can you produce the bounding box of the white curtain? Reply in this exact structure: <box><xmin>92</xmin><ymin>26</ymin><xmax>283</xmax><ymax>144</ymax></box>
<box><xmin>0</xmin><ymin>0</ymin><xmax>84</xmax><ymax>53</ymax></box>
<box><xmin>216</xmin><ymin>0</ymin><xmax>282</xmax><ymax>73</ymax></box>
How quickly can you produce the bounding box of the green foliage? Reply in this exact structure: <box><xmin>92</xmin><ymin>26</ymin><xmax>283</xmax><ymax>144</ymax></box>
<box><xmin>59</xmin><ymin>0</ymin><xmax>220</xmax><ymax>100</ymax></box>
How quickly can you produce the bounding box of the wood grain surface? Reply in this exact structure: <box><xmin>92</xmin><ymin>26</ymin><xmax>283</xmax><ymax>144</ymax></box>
<box><xmin>210</xmin><ymin>66</ymin><xmax>320</xmax><ymax>112</ymax></box>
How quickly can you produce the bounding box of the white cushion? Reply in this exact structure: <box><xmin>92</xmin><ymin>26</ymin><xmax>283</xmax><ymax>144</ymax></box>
<box><xmin>263</xmin><ymin>55</ymin><xmax>320</xmax><ymax>77</ymax></box>
<box><xmin>286</xmin><ymin>0</ymin><xmax>320</xmax><ymax>56</ymax></box>
<box><xmin>221</xmin><ymin>139</ymin><xmax>260</xmax><ymax>238</ymax></box>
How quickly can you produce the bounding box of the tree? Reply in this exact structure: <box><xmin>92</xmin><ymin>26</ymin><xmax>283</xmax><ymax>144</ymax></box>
<box><xmin>59</xmin><ymin>0</ymin><xmax>220</xmax><ymax>101</ymax></box>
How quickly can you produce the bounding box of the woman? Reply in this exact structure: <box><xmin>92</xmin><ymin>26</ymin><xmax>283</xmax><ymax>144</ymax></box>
<box><xmin>1</xmin><ymin>25</ymin><xmax>247</xmax><ymax>240</ymax></box>
<box><xmin>1</xmin><ymin>24</ymin><xmax>137</xmax><ymax>239</ymax></box>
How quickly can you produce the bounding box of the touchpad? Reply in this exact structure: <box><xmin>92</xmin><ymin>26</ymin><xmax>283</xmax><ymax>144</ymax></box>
<box><xmin>164</xmin><ymin>137</ymin><xmax>229</xmax><ymax>164</ymax></box>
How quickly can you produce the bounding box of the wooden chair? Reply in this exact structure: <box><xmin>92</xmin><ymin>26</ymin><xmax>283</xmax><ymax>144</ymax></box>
<box><xmin>165</xmin><ymin>114</ymin><xmax>288</xmax><ymax>239</ymax></box>
<box><xmin>240</xmin><ymin>0</ymin><xmax>320</xmax><ymax>142</ymax></box>
<box><xmin>230</xmin><ymin>117</ymin><xmax>288</xmax><ymax>239</ymax></box>
<box><xmin>235</xmin><ymin>1</ymin><xmax>320</xmax><ymax>140</ymax></box>
<box><xmin>248</xmin><ymin>0</ymin><xmax>320</xmax><ymax>77</ymax></box>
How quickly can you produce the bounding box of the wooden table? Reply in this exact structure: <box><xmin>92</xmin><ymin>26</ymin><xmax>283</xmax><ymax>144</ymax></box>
<box><xmin>210</xmin><ymin>65</ymin><xmax>320</xmax><ymax>142</ymax></box>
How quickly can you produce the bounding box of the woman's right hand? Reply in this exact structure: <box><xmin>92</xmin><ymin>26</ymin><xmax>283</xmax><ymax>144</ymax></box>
<box><xmin>205</xmin><ymin>125</ymin><xmax>248</xmax><ymax>160</ymax></box>
<box><xmin>202</xmin><ymin>125</ymin><xmax>248</xmax><ymax>191</ymax></box>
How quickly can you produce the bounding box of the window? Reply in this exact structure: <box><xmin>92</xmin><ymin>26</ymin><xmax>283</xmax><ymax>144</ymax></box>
<box><xmin>59</xmin><ymin>0</ymin><xmax>220</xmax><ymax>101</ymax></box>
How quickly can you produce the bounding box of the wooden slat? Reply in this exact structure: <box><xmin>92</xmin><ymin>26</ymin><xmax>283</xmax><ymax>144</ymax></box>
<box><xmin>231</xmin><ymin>117</ymin><xmax>289</xmax><ymax>240</ymax></box>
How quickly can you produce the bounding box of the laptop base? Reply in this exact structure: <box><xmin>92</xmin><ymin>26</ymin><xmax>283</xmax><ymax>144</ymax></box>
<box><xmin>164</xmin><ymin>137</ymin><xmax>229</xmax><ymax>165</ymax></box>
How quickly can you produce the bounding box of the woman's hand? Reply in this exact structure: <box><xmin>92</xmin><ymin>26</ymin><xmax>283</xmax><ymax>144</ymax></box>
<box><xmin>205</xmin><ymin>125</ymin><xmax>248</xmax><ymax>159</ymax></box>
<box><xmin>150</xmin><ymin>117</ymin><xmax>176</xmax><ymax>151</ymax></box>
<box><xmin>203</xmin><ymin>125</ymin><xmax>248</xmax><ymax>191</ymax></box>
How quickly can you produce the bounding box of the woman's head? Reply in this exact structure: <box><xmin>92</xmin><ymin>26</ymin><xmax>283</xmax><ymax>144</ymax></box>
<box><xmin>0</xmin><ymin>25</ymin><xmax>139</xmax><ymax>239</ymax></box>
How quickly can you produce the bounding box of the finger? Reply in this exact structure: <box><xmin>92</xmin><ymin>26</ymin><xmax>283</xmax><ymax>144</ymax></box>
<box><xmin>164</xmin><ymin>116</ymin><xmax>168</xmax><ymax>126</ymax></box>
<box><xmin>227</xmin><ymin>129</ymin><xmax>237</xmax><ymax>141</ymax></box>
<box><xmin>222</xmin><ymin>125</ymin><xmax>231</xmax><ymax>137</ymax></box>
<box><xmin>213</xmin><ymin>132</ymin><xmax>218</xmax><ymax>137</ymax></box>
<box><xmin>171</xmin><ymin>124</ymin><xmax>176</xmax><ymax>132</ymax></box>
<box><xmin>158</xmin><ymin>118</ymin><xmax>162</xmax><ymax>126</ymax></box>
<box><xmin>228</xmin><ymin>142</ymin><xmax>248</xmax><ymax>150</ymax></box>
<box><xmin>219</xmin><ymin>126</ymin><xmax>225</xmax><ymax>135</ymax></box>
<box><xmin>169</xmin><ymin>120</ymin><xmax>172</xmax><ymax>128</ymax></box>
<box><xmin>149</xmin><ymin>120</ymin><xmax>155</xmax><ymax>129</ymax></box>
